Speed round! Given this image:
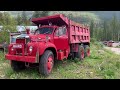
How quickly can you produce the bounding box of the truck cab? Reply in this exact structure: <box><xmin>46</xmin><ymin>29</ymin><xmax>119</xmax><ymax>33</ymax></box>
<box><xmin>29</xmin><ymin>25</ymin><xmax>69</xmax><ymax>59</ymax></box>
<box><xmin>6</xmin><ymin>25</ymin><xmax>69</xmax><ymax>76</ymax></box>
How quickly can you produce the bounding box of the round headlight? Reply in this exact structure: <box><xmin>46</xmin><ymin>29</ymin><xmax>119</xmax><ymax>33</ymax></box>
<box><xmin>29</xmin><ymin>46</ymin><xmax>33</xmax><ymax>52</ymax></box>
<box><xmin>25</xmin><ymin>35</ymin><xmax>29</xmax><ymax>38</ymax></box>
<box><xmin>11</xmin><ymin>47</ymin><xmax>14</xmax><ymax>51</ymax></box>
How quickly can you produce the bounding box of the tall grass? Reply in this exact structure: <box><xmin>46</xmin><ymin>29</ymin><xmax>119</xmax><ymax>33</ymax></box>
<box><xmin>0</xmin><ymin>41</ymin><xmax>120</xmax><ymax>79</ymax></box>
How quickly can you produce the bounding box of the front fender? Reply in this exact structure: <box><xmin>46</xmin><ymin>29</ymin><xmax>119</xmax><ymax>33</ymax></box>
<box><xmin>28</xmin><ymin>42</ymin><xmax>57</xmax><ymax>63</ymax></box>
<box><xmin>38</xmin><ymin>42</ymin><xmax>57</xmax><ymax>55</ymax></box>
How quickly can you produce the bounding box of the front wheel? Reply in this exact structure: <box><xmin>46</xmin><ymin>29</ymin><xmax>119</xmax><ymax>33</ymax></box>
<box><xmin>11</xmin><ymin>60</ymin><xmax>26</xmax><ymax>72</ymax></box>
<box><xmin>39</xmin><ymin>50</ymin><xmax>54</xmax><ymax>76</ymax></box>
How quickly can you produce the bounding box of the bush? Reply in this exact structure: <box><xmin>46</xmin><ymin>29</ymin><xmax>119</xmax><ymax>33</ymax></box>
<box><xmin>90</xmin><ymin>38</ymin><xmax>97</xmax><ymax>43</ymax></box>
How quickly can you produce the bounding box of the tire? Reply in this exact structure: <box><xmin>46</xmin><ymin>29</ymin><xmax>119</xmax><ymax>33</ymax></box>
<box><xmin>77</xmin><ymin>44</ymin><xmax>85</xmax><ymax>60</ymax></box>
<box><xmin>39</xmin><ymin>50</ymin><xmax>54</xmax><ymax>76</ymax></box>
<box><xmin>84</xmin><ymin>45</ymin><xmax>90</xmax><ymax>57</ymax></box>
<box><xmin>67</xmin><ymin>52</ymin><xmax>75</xmax><ymax>60</ymax></box>
<box><xmin>11</xmin><ymin>60</ymin><xmax>26</xmax><ymax>72</ymax></box>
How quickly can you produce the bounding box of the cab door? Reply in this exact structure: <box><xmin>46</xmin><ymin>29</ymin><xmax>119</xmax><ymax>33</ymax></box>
<box><xmin>54</xmin><ymin>27</ymin><xmax>69</xmax><ymax>51</ymax></box>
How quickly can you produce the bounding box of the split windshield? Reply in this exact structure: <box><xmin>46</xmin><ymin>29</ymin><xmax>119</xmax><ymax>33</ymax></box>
<box><xmin>35</xmin><ymin>27</ymin><xmax>53</xmax><ymax>35</ymax></box>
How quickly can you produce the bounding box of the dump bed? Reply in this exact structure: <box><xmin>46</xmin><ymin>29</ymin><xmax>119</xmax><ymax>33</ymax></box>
<box><xmin>32</xmin><ymin>14</ymin><xmax>69</xmax><ymax>26</ymax></box>
<box><xmin>69</xmin><ymin>20</ymin><xmax>90</xmax><ymax>43</ymax></box>
<box><xmin>32</xmin><ymin>14</ymin><xmax>90</xmax><ymax>44</ymax></box>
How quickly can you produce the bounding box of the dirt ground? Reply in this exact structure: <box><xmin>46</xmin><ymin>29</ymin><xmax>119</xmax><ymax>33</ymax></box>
<box><xmin>105</xmin><ymin>47</ymin><xmax>120</xmax><ymax>55</ymax></box>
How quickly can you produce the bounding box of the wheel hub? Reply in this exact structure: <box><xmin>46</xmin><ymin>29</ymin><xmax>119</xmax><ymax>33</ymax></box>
<box><xmin>47</xmin><ymin>56</ymin><xmax>53</xmax><ymax>72</ymax></box>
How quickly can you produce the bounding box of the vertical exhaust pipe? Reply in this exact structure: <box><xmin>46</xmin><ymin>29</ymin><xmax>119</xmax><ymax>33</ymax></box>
<box><xmin>26</xmin><ymin>28</ymin><xmax>30</xmax><ymax>34</ymax></box>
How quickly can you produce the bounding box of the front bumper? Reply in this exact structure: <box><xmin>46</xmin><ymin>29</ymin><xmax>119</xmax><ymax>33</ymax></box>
<box><xmin>5</xmin><ymin>54</ymin><xmax>36</xmax><ymax>63</ymax></box>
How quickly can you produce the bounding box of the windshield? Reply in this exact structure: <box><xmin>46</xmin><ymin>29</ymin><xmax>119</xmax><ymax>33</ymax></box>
<box><xmin>11</xmin><ymin>38</ymin><xmax>16</xmax><ymax>43</ymax></box>
<box><xmin>35</xmin><ymin>27</ymin><xmax>53</xmax><ymax>35</ymax></box>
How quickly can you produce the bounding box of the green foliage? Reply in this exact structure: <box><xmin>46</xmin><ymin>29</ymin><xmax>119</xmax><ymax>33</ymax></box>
<box><xmin>49</xmin><ymin>11</ymin><xmax>120</xmax><ymax>41</ymax></box>
<box><xmin>21</xmin><ymin>11</ymin><xmax>30</xmax><ymax>25</ymax></box>
<box><xmin>0</xmin><ymin>52</ymin><xmax>5</xmax><ymax>61</ymax></box>
<box><xmin>40</xmin><ymin>11</ymin><xmax>49</xmax><ymax>17</ymax></box>
<box><xmin>90</xmin><ymin>38</ymin><xmax>97</xmax><ymax>43</ymax></box>
<box><xmin>94</xmin><ymin>13</ymin><xmax>120</xmax><ymax>41</ymax></box>
<box><xmin>32</xmin><ymin>11</ymin><xmax>41</xmax><ymax>18</ymax></box>
<box><xmin>32</xmin><ymin>11</ymin><xmax>49</xmax><ymax>18</ymax></box>
<box><xmin>0</xmin><ymin>12</ymin><xmax>17</xmax><ymax>26</ymax></box>
<box><xmin>90</xmin><ymin>21</ymin><xmax>94</xmax><ymax>38</ymax></box>
<box><xmin>1</xmin><ymin>42</ymin><xmax>120</xmax><ymax>79</ymax></box>
<box><xmin>2</xmin><ymin>11</ymin><xmax>120</xmax><ymax>42</ymax></box>
<box><xmin>0</xmin><ymin>12</ymin><xmax>17</xmax><ymax>43</ymax></box>
<box><xmin>16</xmin><ymin>13</ymin><xmax>22</xmax><ymax>25</ymax></box>
<box><xmin>0</xmin><ymin>41</ymin><xmax>120</xmax><ymax>79</ymax></box>
<box><xmin>48</xmin><ymin>11</ymin><xmax>101</xmax><ymax>25</ymax></box>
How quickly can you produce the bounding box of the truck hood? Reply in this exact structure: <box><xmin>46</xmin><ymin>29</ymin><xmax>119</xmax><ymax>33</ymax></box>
<box><xmin>29</xmin><ymin>34</ymin><xmax>51</xmax><ymax>42</ymax></box>
<box><xmin>16</xmin><ymin>34</ymin><xmax>51</xmax><ymax>42</ymax></box>
<box><xmin>16</xmin><ymin>34</ymin><xmax>29</xmax><ymax>39</ymax></box>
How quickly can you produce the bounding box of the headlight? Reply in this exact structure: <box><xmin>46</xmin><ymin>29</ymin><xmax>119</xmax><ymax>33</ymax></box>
<box><xmin>29</xmin><ymin>46</ymin><xmax>33</xmax><ymax>52</ymax></box>
<box><xmin>25</xmin><ymin>35</ymin><xmax>29</xmax><ymax>38</ymax></box>
<box><xmin>11</xmin><ymin>47</ymin><xmax>14</xmax><ymax>51</ymax></box>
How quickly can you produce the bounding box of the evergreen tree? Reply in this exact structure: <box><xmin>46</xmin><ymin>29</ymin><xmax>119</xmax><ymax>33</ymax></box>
<box><xmin>40</xmin><ymin>11</ymin><xmax>49</xmax><ymax>17</ymax></box>
<box><xmin>21</xmin><ymin>11</ymin><xmax>28</xmax><ymax>25</ymax></box>
<box><xmin>32</xmin><ymin>11</ymin><xmax>41</xmax><ymax>18</ymax></box>
<box><xmin>90</xmin><ymin>20</ymin><xmax>94</xmax><ymax>38</ymax></box>
<box><xmin>0</xmin><ymin>12</ymin><xmax>17</xmax><ymax>43</ymax></box>
<box><xmin>16</xmin><ymin>13</ymin><xmax>22</xmax><ymax>25</ymax></box>
<box><xmin>32</xmin><ymin>11</ymin><xmax>49</xmax><ymax>18</ymax></box>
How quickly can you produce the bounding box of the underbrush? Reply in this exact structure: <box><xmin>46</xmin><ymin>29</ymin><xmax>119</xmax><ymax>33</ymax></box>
<box><xmin>0</xmin><ymin>42</ymin><xmax>120</xmax><ymax>79</ymax></box>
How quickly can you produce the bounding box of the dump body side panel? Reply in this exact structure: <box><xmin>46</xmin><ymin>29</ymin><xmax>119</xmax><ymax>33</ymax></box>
<box><xmin>69</xmin><ymin>20</ymin><xmax>90</xmax><ymax>44</ymax></box>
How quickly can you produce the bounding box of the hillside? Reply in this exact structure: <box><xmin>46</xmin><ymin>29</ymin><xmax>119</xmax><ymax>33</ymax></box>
<box><xmin>8</xmin><ymin>11</ymin><xmax>34</xmax><ymax>18</ymax></box>
<box><xmin>7</xmin><ymin>11</ymin><xmax>120</xmax><ymax>20</ymax></box>
<box><xmin>90</xmin><ymin>11</ymin><xmax>120</xmax><ymax>20</ymax></box>
<box><xmin>6</xmin><ymin>11</ymin><xmax>101</xmax><ymax>24</ymax></box>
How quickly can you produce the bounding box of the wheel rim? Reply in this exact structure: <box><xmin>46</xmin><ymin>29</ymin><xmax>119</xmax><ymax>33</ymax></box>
<box><xmin>87</xmin><ymin>49</ymin><xmax>90</xmax><ymax>56</ymax></box>
<box><xmin>47</xmin><ymin>56</ymin><xmax>53</xmax><ymax>73</ymax></box>
<box><xmin>81</xmin><ymin>49</ymin><xmax>84</xmax><ymax>59</ymax></box>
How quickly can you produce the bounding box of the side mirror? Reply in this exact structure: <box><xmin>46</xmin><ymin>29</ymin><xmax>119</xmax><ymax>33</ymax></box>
<box><xmin>55</xmin><ymin>27</ymin><xmax>62</xmax><ymax>37</ymax></box>
<box><xmin>56</xmin><ymin>30</ymin><xmax>60</xmax><ymax>37</ymax></box>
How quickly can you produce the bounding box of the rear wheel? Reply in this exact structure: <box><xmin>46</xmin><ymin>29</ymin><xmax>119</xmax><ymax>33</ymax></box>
<box><xmin>39</xmin><ymin>50</ymin><xmax>54</xmax><ymax>76</ymax></box>
<box><xmin>11</xmin><ymin>60</ymin><xmax>26</xmax><ymax>72</ymax></box>
<box><xmin>84</xmin><ymin>45</ymin><xmax>90</xmax><ymax>57</ymax></box>
<box><xmin>77</xmin><ymin>44</ymin><xmax>85</xmax><ymax>60</ymax></box>
<box><xmin>67</xmin><ymin>52</ymin><xmax>76</xmax><ymax>60</ymax></box>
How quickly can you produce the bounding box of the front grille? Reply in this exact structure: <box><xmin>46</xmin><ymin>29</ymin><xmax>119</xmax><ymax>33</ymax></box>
<box><xmin>15</xmin><ymin>37</ymin><xmax>30</xmax><ymax>56</ymax></box>
<box><xmin>16</xmin><ymin>49</ymin><xmax>22</xmax><ymax>55</ymax></box>
<box><xmin>16</xmin><ymin>38</ymin><xmax>30</xmax><ymax>45</ymax></box>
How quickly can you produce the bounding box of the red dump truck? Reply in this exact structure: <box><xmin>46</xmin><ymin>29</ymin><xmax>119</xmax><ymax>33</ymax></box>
<box><xmin>5</xmin><ymin>14</ymin><xmax>90</xmax><ymax>76</ymax></box>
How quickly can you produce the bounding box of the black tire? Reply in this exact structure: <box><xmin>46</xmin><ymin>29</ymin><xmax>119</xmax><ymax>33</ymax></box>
<box><xmin>39</xmin><ymin>50</ymin><xmax>54</xmax><ymax>76</ymax></box>
<box><xmin>77</xmin><ymin>44</ymin><xmax>85</xmax><ymax>60</ymax></box>
<box><xmin>84</xmin><ymin>45</ymin><xmax>90</xmax><ymax>57</ymax></box>
<box><xmin>11</xmin><ymin>60</ymin><xmax>26</xmax><ymax>72</ymax></box>
<box><xmin>67</xmin><ymin>52</ymin><xmax>75</xmax><ymax>60</ymax></box>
